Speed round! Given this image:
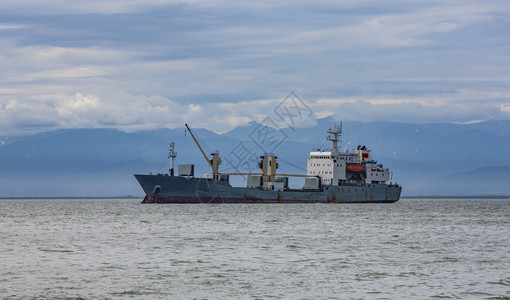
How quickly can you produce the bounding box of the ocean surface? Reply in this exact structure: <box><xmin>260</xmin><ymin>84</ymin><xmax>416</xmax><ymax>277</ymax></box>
<box><xmin>1</xmin><ymin>198</ymin><xmax>509</xmax><ymax>299</ymax></box>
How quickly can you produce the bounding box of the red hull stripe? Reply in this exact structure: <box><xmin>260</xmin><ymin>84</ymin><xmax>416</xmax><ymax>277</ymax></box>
<box><xmin>141</xmin><ymin>195</ymin><xmax>398</xmax><ymax>204</ymax></box>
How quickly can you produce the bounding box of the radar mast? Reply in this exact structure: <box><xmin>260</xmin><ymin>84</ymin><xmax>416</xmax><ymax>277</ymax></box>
<box><xmin>327</xmin><ymin>122</ymin><xmax>343</xmax><ymax>153</ymax></box>
<box><xmin>169</xmin><ymin>141</ymin><xmax>177</xmax><ymax>176</ymax></box>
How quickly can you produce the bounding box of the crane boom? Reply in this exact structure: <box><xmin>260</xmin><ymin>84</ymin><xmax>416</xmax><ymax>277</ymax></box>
<box><xmin>185</xmin><ymin>124</ymin><xmax>213</xmax><ymax>168</ymax></box>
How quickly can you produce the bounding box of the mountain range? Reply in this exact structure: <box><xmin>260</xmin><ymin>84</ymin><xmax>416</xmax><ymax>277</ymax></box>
<box><xmin>1</xmin><ymin>117</ymin><xmax>510</xmax><ymax>197</ymax></box>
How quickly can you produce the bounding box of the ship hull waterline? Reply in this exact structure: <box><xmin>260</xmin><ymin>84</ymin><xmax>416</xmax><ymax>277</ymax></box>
<box><xmin>135</xmin><ymin>174</ymin><xmax>402</xmax><ymax>204</ymax></box>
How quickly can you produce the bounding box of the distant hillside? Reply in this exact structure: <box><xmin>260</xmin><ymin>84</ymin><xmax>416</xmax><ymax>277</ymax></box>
<box><xmin>1</xmin><ymin>119</ymin><xmax>510</xmax><ymax>197</ymax></box>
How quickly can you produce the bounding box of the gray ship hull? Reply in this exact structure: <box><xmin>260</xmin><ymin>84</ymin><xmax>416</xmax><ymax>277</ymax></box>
<box><xmin>134</xmin><ymin>174</ymin><xmax>402</xmax><ymax>204</ymax></box>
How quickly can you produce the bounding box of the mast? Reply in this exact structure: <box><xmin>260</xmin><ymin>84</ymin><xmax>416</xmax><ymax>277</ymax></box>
<box><xmin>327</xmin><ymin>122</ymin><xmax>343</xmax><ymax>153</ymax></box>
<box><xmin>169</xmin><ymin>141</ymin><xmax>177</xmax><ymax>176</ymax></box>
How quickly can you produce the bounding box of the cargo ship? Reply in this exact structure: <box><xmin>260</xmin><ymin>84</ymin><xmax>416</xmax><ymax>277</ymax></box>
<box><xmin>134</xmin><ymin>124</ymin><xmax>401</xmax><ymax>203</ymax></box>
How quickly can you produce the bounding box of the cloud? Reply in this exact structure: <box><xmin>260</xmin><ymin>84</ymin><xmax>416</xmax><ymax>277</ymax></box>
<box><xmin>0</xmin><ymin>0</ymin><xmax>192</xmax><ymax>15</ymax></box>
<box><xmin>0</xmin><ymin>23</ymin><xmax>28</xmax><ymax>30</ymax></box>
<box><xmin>1</xmin><ymin>0</ymin><xmax>510</xmax><ymax>135</ymax></box>
<box><xmin>501</xmin><ymin>103</ymin><xmax>510</xmax><ymax>114</ymax></box>
<box><xmin>1</xmin><ymin>91</ymin><xmax>508</xmax><ymax>136</ymax></box>
<box><xmin>323</xmin><ymin>99</ymin><xmax>504</xmax><ymax>124</ymax></box>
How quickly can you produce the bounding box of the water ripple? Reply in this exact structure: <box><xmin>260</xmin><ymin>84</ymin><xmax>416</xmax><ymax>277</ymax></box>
<box><xmin>0</xmin><ymin>198</ymin><xmax>509</xmax><ymax>299</ymax></box>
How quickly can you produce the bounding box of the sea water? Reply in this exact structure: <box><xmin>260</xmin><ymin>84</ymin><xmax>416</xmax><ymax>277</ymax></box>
<box><xmin>0</xmin><ymin>198</ymin><xmax>509</xmax><ymax>299</ymax></box>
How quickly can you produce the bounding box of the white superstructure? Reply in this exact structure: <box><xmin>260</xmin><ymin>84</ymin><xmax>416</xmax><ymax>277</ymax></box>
<box><xmin>306</xmin><ymin>124</ymin><xmax>390</xmax><ymax>187</ymax></box>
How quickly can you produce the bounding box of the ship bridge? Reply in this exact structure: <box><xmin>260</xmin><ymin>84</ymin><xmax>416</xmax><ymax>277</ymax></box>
<box><xmin>305</xmin><ymin>125</ymin><xmax>390</xmax><ymax>187</ymax></box>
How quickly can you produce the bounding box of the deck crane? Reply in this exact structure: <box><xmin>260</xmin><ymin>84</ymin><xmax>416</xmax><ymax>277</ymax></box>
<box><xmin>185</xmin><ymin>124</ymin><xmax>221</xmax><ymax>176</ymax></box>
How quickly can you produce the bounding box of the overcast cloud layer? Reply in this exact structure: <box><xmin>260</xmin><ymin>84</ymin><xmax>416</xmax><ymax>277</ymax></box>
<box><xmin>1</xmin><ymin>0</ymin><xmax>510</xmax><ymax>135</ymax></box>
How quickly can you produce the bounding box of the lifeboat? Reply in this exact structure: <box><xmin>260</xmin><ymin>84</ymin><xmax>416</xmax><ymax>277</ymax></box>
<box><xmin>346</xmin><ymin>164</ymin><xmax>364</xmax><ymax>173</ymax></box>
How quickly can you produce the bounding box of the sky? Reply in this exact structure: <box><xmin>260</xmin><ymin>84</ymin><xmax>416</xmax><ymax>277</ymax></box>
<box><xmin>1</xmin><ymin>0</ymin><xmax>510</xmax><ymax>135</ymax></box>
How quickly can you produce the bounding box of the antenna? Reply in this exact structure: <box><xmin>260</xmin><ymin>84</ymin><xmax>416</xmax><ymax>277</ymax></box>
<box><xmin>327</xmin><ymin>122</ymin><xmax>342</xmax><ymax>153</ymax></box>
<box><xmin>343</xmin><ymin>141</ymin><xmax>351</xmax><ymax>153</ymax></box>
<box><xmin>169</xmin><ymin>141</ymin><xmax>177</xmax><ymax>176</ymax></box>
